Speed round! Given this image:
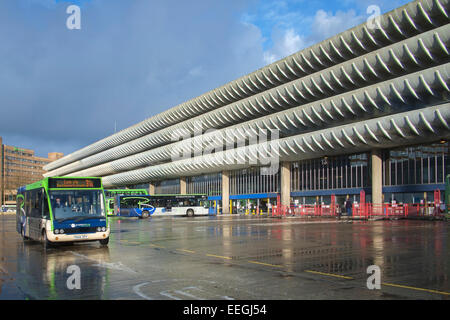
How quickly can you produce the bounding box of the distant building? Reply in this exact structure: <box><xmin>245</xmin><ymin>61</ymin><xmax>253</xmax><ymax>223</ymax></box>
<box><xmin>0</xmin><ymin>136</ymin><xmax>63</xmax><ymax>206</ymax></box>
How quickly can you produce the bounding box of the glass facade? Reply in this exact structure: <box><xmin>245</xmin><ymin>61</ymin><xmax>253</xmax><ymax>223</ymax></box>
<box><xmin>230</xmin><ymin>167</ymin><xmax>280</xmax><ymax>195</ymax></box>
<box><xmin>186</xmin><ymin>173</ymin><xmax>222</xmax><ymax>195</ymax></box>
<box><xmin>382</xmin><ymin>141</ymin><xmax>449</xmax><ymax>203</ymax></box>
<box><xmin>291</xmin><ymin>153</ymin><xmax>369</xmax><ymax>192</ymax></box>
<box><xmin>154</xmin><ymin>179</ymin><xmax>180</xmax><ymax>194</ymax></box>
<box><xmin>383</xmin><ymin>142</ymin><xmax>449</xmax><ymax>186</ymax></box>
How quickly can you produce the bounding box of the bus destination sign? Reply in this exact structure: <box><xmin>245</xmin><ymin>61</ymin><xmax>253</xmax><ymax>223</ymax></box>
<box><xmin>49</xmin><ymin>178</ymin><xmax>101</xmax><ymax>189</ymax></box>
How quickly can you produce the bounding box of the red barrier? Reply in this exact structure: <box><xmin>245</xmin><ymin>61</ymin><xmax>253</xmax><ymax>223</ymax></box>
<box><xmin>272</xmin><ymin>204</ymin><xmax>339</xmax><ymax>217</ymax></box>
<box><xmin>271</xmin><ymin>203</ymin><xmax>445</xmax><ymax>219</ymax></box>
<box><xmin>405</xmin><ymin>203</ymin><xmax>445</xmax><ymax>218</ymax></box>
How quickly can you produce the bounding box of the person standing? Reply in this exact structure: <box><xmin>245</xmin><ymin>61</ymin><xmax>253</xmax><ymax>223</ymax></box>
<box><xmin>345</xmin><ymin>196</ymin><xmax>353</xmax><ymax>216</ymax></box>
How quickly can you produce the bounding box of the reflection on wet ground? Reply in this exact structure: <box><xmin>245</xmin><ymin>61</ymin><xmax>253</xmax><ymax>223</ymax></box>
<box><xmin>0</xmin><ymin>215</ymin><xmax>448</xmax><ymax>300</ymax></box>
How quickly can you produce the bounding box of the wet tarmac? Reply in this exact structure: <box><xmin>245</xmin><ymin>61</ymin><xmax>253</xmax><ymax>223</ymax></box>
<box><xmin>0</xmin><ymin>214</ymin><xmax>449</xmax><ymax>300</ymax></box>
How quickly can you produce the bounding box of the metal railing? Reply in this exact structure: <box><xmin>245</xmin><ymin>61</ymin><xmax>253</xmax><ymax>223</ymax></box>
<box><xmin>270</xmin><ymin>203</ymin><xmax>447</xmax><ymax>219</ymax></box>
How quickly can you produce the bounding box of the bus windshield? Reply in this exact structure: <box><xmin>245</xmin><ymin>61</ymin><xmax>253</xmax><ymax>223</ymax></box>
<box><xmin>49</xmin><ymin>190</ymin><xmax>105</xmax><ymax>221</ymax></box>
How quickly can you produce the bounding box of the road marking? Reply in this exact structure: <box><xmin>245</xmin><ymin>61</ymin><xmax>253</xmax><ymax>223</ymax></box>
<box><xmin>304</xmin><ymin>270</ymin><xmax>354</xmax><ymax>280</ymax></box>
<box><xmin>177</xmin><ymin>249</ymin><xmax>196</xmax><ymax>254</ymax></box>
<box><xmin>133</xmin><ymin>282</ymin><xmax>152</xmax><ymax>300</ymax></box>
<box><xmin>382</xmin><ymin>282</ymin><xmax>450</xmax><ymax>296</ymax></box>
<box><xmin>247</xmin><ymin>260</ymin><xmax>283</xmax><ymax>268</ymax></box>
<box><xmin>160</xmin><ymin>290</ymin><xmax>182</xmax><ymax>300</ymax></box>
<box><xmin>302</xmin><ymin>271</ymin><xmax>449</xmax><ymax>296</ymax></box>
<box><xmin>148</xmin><ymin>244</ymin><xmax>165</xmax><ymax>248</ymax></box>
<box><xmin>174</xmin><ymin>287</ymin><xmax>205</xmax><ymax>300</ymax></box>
<box><xmin>206</xmin><ymin>254</ymin><xmax>232</xmax><ymax>260</ymax></box>
<box><xmin>70</xmin><ymin>251</ymin><xmax>137</xmax><ymax>274</ymax></box>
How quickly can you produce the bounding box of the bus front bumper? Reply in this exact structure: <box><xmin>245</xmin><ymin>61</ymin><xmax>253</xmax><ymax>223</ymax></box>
<box><xmin>46</xmin><ymin>229</ymin><xmax>110</xmax><ymax>242</ymax></box>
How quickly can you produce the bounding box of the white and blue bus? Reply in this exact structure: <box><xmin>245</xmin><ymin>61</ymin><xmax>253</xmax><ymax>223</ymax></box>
<box><xmin>16</xmin><ymin>177</ymin><xmax>110</xmax><ymax>247</ymax></box>
<box><xmin>114</xmin><ymin>194</ymin><xmax>209</xmax><ymax>218</ymax></box>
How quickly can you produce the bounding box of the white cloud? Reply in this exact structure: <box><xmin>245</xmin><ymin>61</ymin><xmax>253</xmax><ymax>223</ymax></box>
<box><xmin>263</xmin><ymin>29</ymin><xmax>307</xmax><ymax>64</ymax></box>
<box><xmin>311</xmin><ymin>9</ymin><xmax>364</xmax><ymax>42</ymax></box>
<box><xmin>260</xmin><ymin>8</ymin><xmax>365</xmax><ymax>64</ymax></box>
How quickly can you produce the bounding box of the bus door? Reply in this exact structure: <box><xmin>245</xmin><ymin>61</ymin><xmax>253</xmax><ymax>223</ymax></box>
<box><xmin>16</xmin><ymin>194</ymin><xmax>25</xmax><ymax>234</ymax></box>
<box><xmin>28</xmin><ymin>189</ymin><xmax>45</xmax><ymax>240</ymax></box>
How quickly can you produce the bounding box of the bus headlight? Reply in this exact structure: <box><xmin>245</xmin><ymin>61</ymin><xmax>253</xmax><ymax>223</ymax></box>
<box><xmin>59</xmin><ymin>229</ymin><xmax>64</xmax><ymax>234</ymax></box>
<box><xmin>101</xmin><ymin>227</ymin><xmax>106</xmax><ymax>232</ymax></box>
<box><xmin>97</xmin><ymin>227</ymin><xmax>102</xmax><ymax>232</ymax></box>
<box><xmin>54</xmin><ymin>229</ymin><xmax>59</xmax><ymax>234</ymax></box>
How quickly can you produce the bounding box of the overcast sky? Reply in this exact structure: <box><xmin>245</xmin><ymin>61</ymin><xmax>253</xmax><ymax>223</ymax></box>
<box><xmin>0</xmin><ymin>0</ymin><xmax>410</xmax><ymax>158</ymax></box>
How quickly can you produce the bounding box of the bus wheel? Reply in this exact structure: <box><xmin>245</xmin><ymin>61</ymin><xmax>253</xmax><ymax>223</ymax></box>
<box><xmin>99</xmin><ymin>237</ymin><xmax>109</xmax><ymax>246</ymax></box>
<box><xmin>186</xmin><ymin>209</ymin><xmax>194</xmax><ymax>217</ymax></box>
<box><xmin>141</xmin><ymin>211</ymin><xmax>149</xmax><ymax>219</ymax></box>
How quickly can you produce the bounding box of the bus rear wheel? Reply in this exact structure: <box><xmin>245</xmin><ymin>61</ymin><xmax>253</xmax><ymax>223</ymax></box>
<box><xmin>99</xmin><ymin>237</ymin><xmax>109</xmax><ymax>246</ymax></box>
<box><xmin>141</xmin><ymin>211</ymin><xmax>150</xmax><ymax>219</ymax></box>
<box><xmin>186</xmin><ymin>209</ymin><xmax>194</xmax><ymax>217</ymax></box>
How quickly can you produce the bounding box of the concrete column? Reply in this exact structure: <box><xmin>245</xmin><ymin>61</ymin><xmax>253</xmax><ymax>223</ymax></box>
<box><xmin>148</xmin><ymin>182</ymin><xmax>155</xmax><ymax>195</ymax></box>
<box><xmin>180</xmin><ymin>177</ymin><xmax>186</xmax><ymax>194</ymax></box>
<box><xmin>221</xmin><ymin>171</ymin><xmax>229</xmax><ymax>214</ymax></box>
<box><xmin>280</xmin><ymin>161</ymin><xmax>291</xmax><ymax>207</ymax></box>
<box><xmin>371</xmin><ymin>149</ymin><xmax>383</xmax><ymax>204</ymax></box>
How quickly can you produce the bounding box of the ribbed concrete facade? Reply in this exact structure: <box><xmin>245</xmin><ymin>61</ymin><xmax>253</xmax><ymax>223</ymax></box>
<box><xmin>44</xmin><ymin>0</ymin><xmax>450</xmax><ymax>212</ymax></box>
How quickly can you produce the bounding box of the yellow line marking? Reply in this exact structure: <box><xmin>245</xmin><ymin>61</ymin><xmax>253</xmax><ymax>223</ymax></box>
<box><xmin>303</xmin><ymin>271</ymin><xmax>449</xmax><ymax>296</ymax></box>
<box><xmin>176</xmin><ymin>249</ymin><xmax>196</xmax><ymax>254</ymax></box>
<box><xmin>247</xmin><ymin>261</ymin><xmax>283</xmax><ymax>268</ymax></box>
<box><xmin>206</xmin><ymin>254</ymin><xmax>232</xmax><ymax>260</ymax></box>
<box><xmin>382</xmin><ymin>282</ymin><xmax>450</xmax><ymax>296</ymax></box>
<box><xmin>148</xmin><ymin>244</ymin><xmax>165</xmax><ymax>248</ymax></box>
<box><xmin>304</xmin><ymin>270</ymin><xmax>354</xmax><ymax>280</ymax></box>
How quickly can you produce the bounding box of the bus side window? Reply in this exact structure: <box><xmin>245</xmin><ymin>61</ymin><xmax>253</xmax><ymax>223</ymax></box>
<box><xmin>30</xmin><ymin>189</ymin><xmax>41</xmax><ymax>218</ymax></box>
<box><xmin>42</xmin><ymin>190</ymin><xmax>50</xmax><ymax>219</ymax></box>
<box><xmin>157</xmin><ymin>199</ymin><xmax>166</xmax><ymax>208</ymax></box>
<box><xmin>25</xmin><ymin>191</ymin><xmax>32</xmax><ymax>217</ymax></box>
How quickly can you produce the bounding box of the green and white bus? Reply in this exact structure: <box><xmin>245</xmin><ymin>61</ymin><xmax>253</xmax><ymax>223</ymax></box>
<box><xmin>16</xmin><ymin>177</ymin><xmax>110</xmax><ymax>247</ymax></box>
<box><xmin>104</xmin><ymin>189</ymin><xmax>148</xmax><ymax>216</ymax></box>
